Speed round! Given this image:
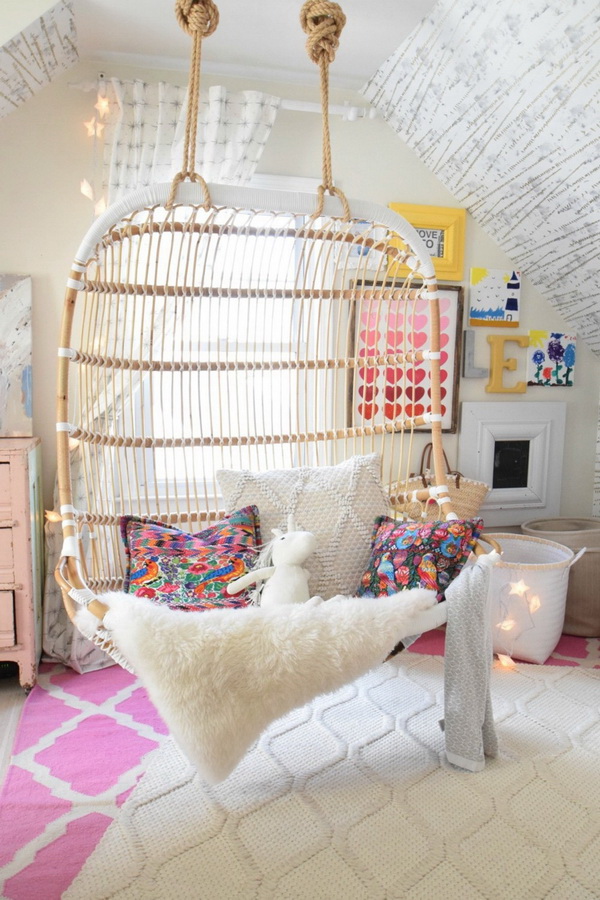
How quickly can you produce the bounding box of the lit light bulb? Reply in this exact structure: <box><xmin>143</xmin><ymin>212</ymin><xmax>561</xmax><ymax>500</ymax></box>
<box><xmin>509</xmin><ymin>579</ymin><xmax>529</xmax><ymax>597</ymax></box>
<box><xmin>94</xmin><ymin>95</ymin><xmax>110</xmax><ymax>118</ymax></box>
<box><xmin>497</xmin><ymin>654</ymin><xmax>516</xmax><ymax>669</ymax></box>
<box><xmin>80</xmin><ymin>179</ymin><xmax>94</xmax><ymax>201</ymax></box>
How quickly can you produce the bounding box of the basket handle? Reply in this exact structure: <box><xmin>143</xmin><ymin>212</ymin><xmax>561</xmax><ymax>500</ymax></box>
<box><xmin>568</xmin><ymin>547</ymin><xmax>587</xmax><ymax>568</ymax></box>
<box><xmin>473</xmin><ymin>534</ymin><xmax>502</xmax><ymax>557</ymax></box>
<box><xmin>414</xmin><ymin>442</ymin><xmax>461</xmax><ymax>489</ymax></box>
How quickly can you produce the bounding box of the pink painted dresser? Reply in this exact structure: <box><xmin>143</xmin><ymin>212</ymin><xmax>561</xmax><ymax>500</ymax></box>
<box><xmin>0</xmin><ymin>437</ymin><xmax>43</xmax><ymax>691</ymax></box>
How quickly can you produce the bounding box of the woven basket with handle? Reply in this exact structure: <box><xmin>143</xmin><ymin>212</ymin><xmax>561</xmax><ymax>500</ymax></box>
<box><xmin>402</xmin><ymin>443</ymin><xmax>490</xmax><ymax>522</ymax></box>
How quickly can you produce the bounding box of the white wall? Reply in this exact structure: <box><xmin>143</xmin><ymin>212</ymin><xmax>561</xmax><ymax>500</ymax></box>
<box><xmin>0</xmin><ymin>0</ymin><xmax>57</xmax><ymax>44</ymax></box>
<box><xmin>1</xmin><ymin>59</ymin><xmax>598</xmax><ymax>517</ymax></box>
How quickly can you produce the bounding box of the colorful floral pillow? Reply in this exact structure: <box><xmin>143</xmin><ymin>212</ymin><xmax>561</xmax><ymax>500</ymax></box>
<box><xmin>357</xmin><ymin>517</ymin><xmax>483</xmax><ymax>600</ymax></box>
<box><xmin>120</xmin><ymin>506</ymin><xmax>261</xmax><ymax>611</ymax></box>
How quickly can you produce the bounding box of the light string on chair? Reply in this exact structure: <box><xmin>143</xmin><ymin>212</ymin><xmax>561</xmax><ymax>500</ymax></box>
<box><xmin>167</xmin><ymin>0</ymin><xmax>220</xmax><ymax>209</ymax></box>
<box><xmin>300</xmin><ymin>0</ymin><xmax>351</xmax><ymax>221</ymax></box>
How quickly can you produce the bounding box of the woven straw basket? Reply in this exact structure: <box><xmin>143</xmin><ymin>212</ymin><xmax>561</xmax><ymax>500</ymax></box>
<box><xmin>485</xmin><ymin>533</ymin><xmax>585</xmax><ymax>664</ymax></box>
<box><xmin>403</xmin><ymin>444</ymin><xmax>489</xmax><ymax>521</ymax></box>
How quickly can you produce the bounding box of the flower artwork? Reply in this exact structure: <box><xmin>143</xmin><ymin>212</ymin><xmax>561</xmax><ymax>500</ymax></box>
<box><xmin>528</xmin><ymin>331</ymin><xmax>577</xmax><ymax>386</ymax></box>
<box><xmin>469</xmin><ymin>268</ymin><xmax>521</xmax><ymax>326</ymax></box>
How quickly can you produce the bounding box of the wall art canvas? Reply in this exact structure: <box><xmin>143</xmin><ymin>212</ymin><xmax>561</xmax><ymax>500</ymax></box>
<box><xmin>388</xmin><ymin>204</ymin><xmax>466</xmax><ymax>281</ymax></box>
<box><xmin>349</xmin><ymin>284</ymin><xmax>462</xmax><ymax>432</ymax></box>
<box><xmin>527</xmin><ymin>331</ymin><xmax>577</xmax><ymax>387</ymax></box>
<box><xmin>0</xmin><ymin>275</ymin><xmax>33</xmax><ymax>435</ymax></box>
<box><xmin>469</xmin><ymin>268</ymin><xmax>521</xmax><ymax>326</ymax></box>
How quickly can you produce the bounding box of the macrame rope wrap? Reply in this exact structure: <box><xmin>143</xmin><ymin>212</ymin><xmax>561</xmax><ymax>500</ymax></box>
<box><xmin>175</xmin><ymin>0</ymin><xmax>219</xmax><ymax>37</ymax></box>
<box><xmin>300</xmin><ymin>0</ymin><xmax>350</xmax><ymax>220</ymax></box>
<box><xmin>168</xmin><ymin>0</ymin><xmax>220</xmax><ymax>208</ymax></box>
<box><xmin>300</xmin><ymin>0</ymin><xmax>346</xmax><ymax>65</ymax></box>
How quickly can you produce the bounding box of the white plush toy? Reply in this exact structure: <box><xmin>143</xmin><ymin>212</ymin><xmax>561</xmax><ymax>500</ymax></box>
<box><xmin>226</xmin><ymin>514</ymin><xmax>321</xmax><ymax>609</ymax></box>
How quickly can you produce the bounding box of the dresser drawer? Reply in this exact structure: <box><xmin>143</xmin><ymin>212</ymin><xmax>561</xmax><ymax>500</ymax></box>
<box><xmin>0</xmin><ymin>590</ymin><xmax>15</xmax><ymax>647</ymax></box>
<box><xmin>0</xmin><ymin>528</ymin><xmax>14</xmax><ymax>583</ymax></box>
<box><xmin>0</xmin><ymin>463</ymin><xmax>10</xmax><ymax>517</ymax></box>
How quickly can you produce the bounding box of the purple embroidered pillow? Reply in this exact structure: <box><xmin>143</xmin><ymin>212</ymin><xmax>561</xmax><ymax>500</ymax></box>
<box><xmin>357</xmin><ymin>517</ymin><xmax>483</xmax><ymax>599</ymax></box>
<box><xmin>120</xmin><ymin>506</ymin><xmax>261</xmax><ymax>611</ymax></box>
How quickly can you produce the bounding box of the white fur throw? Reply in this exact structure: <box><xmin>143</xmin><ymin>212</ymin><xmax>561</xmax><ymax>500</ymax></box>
<box><xmin>80</xmin><ymin>588</ymin><xmax>443</xmax><ymax>784</ymax></box>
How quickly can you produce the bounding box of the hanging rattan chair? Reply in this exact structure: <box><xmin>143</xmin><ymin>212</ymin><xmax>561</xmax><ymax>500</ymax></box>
<box><xmin>55</xmin><ymin>0</ymin><xmax>491</xmax><ymax>656</ymax></box>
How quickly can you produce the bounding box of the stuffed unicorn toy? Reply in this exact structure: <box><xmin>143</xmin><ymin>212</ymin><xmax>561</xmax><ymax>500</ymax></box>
<box><xmin>226</xmin><ymin>514</ymin><xmax>321</xmax><ymax>609</ymax></box>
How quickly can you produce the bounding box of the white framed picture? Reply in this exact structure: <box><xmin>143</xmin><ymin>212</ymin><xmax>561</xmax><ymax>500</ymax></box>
<box><xmin>458</xmin><ymin>401</ymin><xmax>566</xmax><ymax>526</ymax></box>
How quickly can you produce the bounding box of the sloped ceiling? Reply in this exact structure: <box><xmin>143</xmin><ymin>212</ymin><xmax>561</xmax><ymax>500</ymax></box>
<box><xmin>363</xmin><ymin>0</ymin><xmax>600</xmax><ymax>355</ymax></box>
<box><xmin>0</xmin><ymin>0</ymin><xmax>77</xmax><ymax>119</ymax></box>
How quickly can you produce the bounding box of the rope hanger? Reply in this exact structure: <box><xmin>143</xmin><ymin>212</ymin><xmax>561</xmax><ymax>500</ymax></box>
<box><xmin>168</xmin><ymin>0</ymin><xmax>219</xmax><ymax>208</ymax></box>
<box><xmin>169</xmin><ymin>0</ymin><xmax>351</xmax><ymax>220</ymax></box>
<box><xmin>300</xmin><ymin>0</ymin><xmax>350</xmax><ymax>219</ymax></box>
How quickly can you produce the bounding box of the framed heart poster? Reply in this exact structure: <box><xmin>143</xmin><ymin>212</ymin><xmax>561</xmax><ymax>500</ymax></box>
<box><xmin>348</xmin><ymin>283</ymin><xmax>462</xmax><ymax>433</ymax></box>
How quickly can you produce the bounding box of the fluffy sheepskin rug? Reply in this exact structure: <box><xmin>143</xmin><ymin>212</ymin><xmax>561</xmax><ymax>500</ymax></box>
<box><xmin>76</xmin><ymin>589</ymin><xmax>443</xmax><ymax>784</ymax></box>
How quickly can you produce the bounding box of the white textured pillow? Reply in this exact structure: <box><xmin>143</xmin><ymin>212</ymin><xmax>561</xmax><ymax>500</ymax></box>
<box><xmin>217</xmin><ymin>454</ymin><xmax>389</xmax><ymax>600</ymax></box>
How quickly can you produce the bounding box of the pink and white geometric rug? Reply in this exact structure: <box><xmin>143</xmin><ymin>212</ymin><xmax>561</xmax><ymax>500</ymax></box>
<box><xmin>1</xmin><ymin>635</ymin><xmax>598</xmax><ymax>898</ymax></box>
<box><xmin>409</xmin><ymin>628</ymin><xmax>600</xmax><ymax>668</ymax></box>
<box><xmin>0</xmin><ymin>664</ymin><xmax>167</xmax><ymax>900</ymax></box>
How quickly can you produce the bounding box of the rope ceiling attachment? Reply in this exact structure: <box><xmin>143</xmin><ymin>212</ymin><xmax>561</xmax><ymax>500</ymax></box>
<box><xmin>168</xmin><ymin>0</ymin><xmax>220</xmax><ymax>208</ymax></box>
<box><xmin>300</xmin><ymin>0</ymin><xmax>350</xmax><ymax>219</ymax></box>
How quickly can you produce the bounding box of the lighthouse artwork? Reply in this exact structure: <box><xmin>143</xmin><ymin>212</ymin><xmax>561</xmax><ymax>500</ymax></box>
<box><xmin>469</xmin><ymin>268</ymin><xmax>521</xmax><ymax>327</ymax></box>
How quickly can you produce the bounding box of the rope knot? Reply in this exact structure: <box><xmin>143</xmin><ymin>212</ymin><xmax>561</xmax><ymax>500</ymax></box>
<box><xmin>175</xmin><ymin>0</ymin><xmax>219</xmax><ymax>38</ymax></box>
<box><xmin>300</xmin><ymin>0</ymin><xmax>346</xmax><ymax>65</ymax></box>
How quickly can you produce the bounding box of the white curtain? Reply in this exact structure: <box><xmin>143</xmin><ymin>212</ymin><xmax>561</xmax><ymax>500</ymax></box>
<box><xmin>44</xmin><ymin>79</ymin><xmax>281</xmax><ymax>672</ymax></box>
<box><xmin>103</xmin><ymin>80</ymin><xmax>281</xmax><ymax>204</ymax></box>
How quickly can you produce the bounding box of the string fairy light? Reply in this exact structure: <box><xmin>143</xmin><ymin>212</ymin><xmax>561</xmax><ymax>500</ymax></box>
<box><xmin>80</xmin><ymin>74</ymin><xmax>108</xmax><ymax>214</ymax></box>
<box><xmin>94</xmin><ymin>94</ymin><xmax>110</xmax><ymax>118</ymax></box>
<box><xmin>80</xmin><ymin>178</ymin><xmax>94</xmax><ymax>200</ymax></box>
<box><xmin>508</xmin><ymin>579</ymin><xmax>528</xmax><ymax>597</ymax></box>
<box><xmin>494</xmin><ymin>574</ymin><xmax>545</xmax><ymax>666</ymax></box>
<box><xmin>496</xmin><ymin>653</ymin><xmax>517</xmax><ymax>670</ymax></box>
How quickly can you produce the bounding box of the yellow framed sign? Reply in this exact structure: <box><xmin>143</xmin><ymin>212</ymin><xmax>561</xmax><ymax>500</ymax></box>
<box><xmin>388</xmin><ymin>203</ymin><xmax>466</xmax><ymax>282</ymax></box>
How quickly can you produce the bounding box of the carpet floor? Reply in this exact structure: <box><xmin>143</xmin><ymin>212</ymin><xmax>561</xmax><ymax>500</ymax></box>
<box><xmin>66</xmin><ymin>654</ymin><xmax>600</xmax><ymax>900</ymax></box>
<box><xmin>0</xmin><ymin>635</ymin><xmax>598</xmax><ymax>899</ymax></box>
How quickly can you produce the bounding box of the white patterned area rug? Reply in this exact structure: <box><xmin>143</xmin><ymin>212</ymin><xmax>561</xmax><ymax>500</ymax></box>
<box><xmin>66</xmin><ymin>655</ymin><xmax>600</xmax><ymax>900</ymax></box>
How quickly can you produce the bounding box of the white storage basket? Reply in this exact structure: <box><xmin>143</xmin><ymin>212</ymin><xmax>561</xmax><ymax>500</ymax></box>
<box><xmin>486</xmin><ymin>533</ymin><xmax>584</xmax><ymax>664</ymax></box>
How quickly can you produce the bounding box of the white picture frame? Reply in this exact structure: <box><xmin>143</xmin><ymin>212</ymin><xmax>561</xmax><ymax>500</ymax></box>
<box><xmin>458</xmin><ymin>401</ymin><xmax>566</xmax><ymax>526</ymax></box>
